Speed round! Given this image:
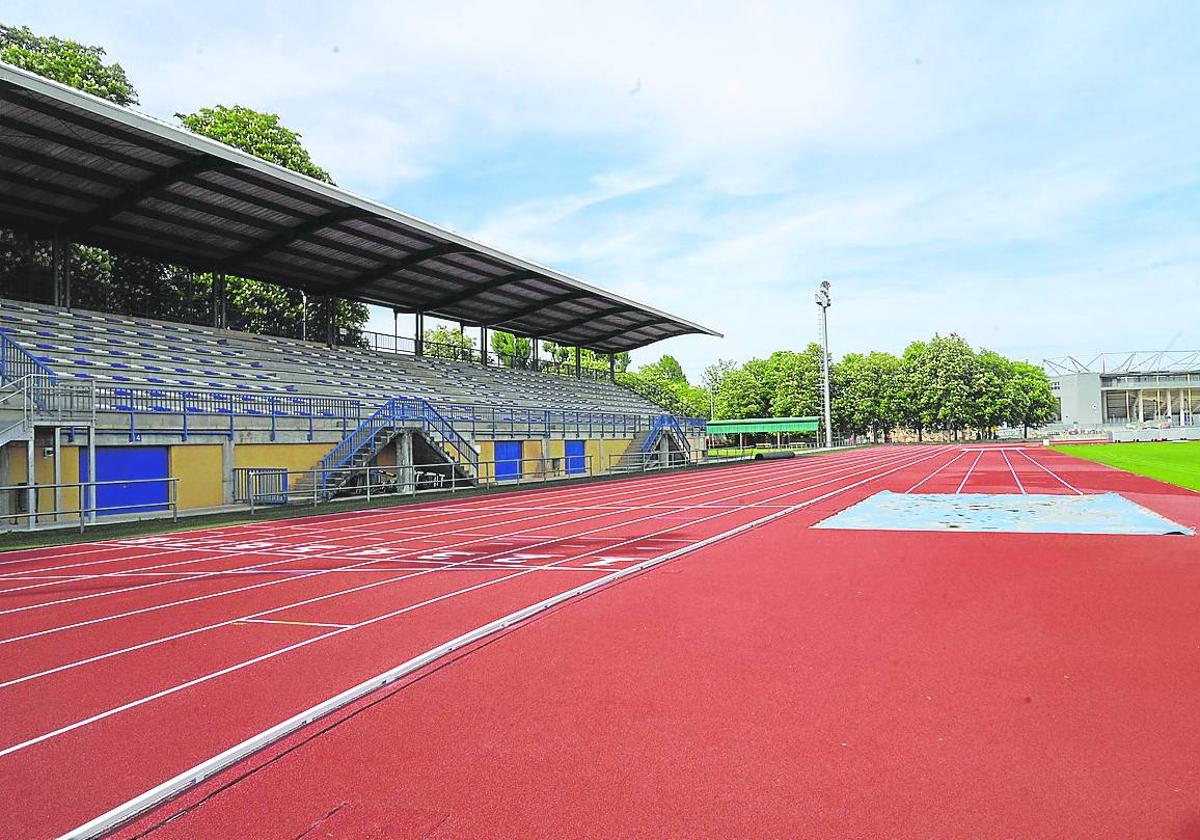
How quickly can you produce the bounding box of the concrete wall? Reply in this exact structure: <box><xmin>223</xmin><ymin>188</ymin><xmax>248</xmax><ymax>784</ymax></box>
<box><xmin>1052</xmin><ymin>373</ymin><xmax>1103</xmax><ymax>428</ymax></box>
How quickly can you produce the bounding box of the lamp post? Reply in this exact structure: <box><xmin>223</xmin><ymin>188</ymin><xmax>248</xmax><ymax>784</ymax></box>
<box><xmin>814</xmin><ymin>280</ymin><xmax>832</xmax><ymax>448</ymax></box>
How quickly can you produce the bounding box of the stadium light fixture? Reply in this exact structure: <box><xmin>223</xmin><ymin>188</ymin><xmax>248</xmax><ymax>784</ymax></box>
<box><xmin>814</xmin><ymin>280</ymin><xmax>833</xmax><ymax>448</ymax></box>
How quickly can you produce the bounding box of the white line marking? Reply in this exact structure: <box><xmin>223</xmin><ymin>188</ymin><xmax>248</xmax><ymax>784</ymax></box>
<box><xmin>1002</xmin><ymin>449</ymin><xmax>1026</xmax><ymax>494</ymax></box>
<box><xmin>0</xmin><ymin>446</ymin><xmax>888</xmax><ymax>638</ymax></box>
<box><xmin>239</xmin><ymin>618</ymin><xmax>352</xmax><ymax>629</ymax></box>
<box><xmin>955</xmin><ymin>451</ymin><xmax>984</xmax><ymax>494</ymax></box>
<box><xmin>0</xmin><ymin>449</ymin><xmax>905</xmax><ymax>687</ymax></box>
<box><xmin>904</xmin><ymin>449</ymin><xmax>965</xmax><ymax>493</ymax></box>
<box><xmin>1015</xmin><ymin>448</ymin><xmax>1084</xmax><ymax>495</ymax></box>
<box><xmin>58</xmin><ymin>446</ymin><xmax>943</xmax><ymax>840</ymax></box>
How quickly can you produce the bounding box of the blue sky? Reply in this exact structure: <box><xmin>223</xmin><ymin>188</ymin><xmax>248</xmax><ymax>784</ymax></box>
<box><xmin>7</xmin><ymin>1</ymin><xmax>1198</xmax><ymax>378</ymax></box>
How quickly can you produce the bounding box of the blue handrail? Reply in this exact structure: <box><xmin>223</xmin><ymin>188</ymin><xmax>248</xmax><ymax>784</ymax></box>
<box><xmin>317</xmin><ymin>397</ymin><xmax>479</xmax><ymax>491</ymax></box>
<box><xmin>0</xmin><ymin>333</ymin><xmax>57</xmax><ymax>386</ymax></box>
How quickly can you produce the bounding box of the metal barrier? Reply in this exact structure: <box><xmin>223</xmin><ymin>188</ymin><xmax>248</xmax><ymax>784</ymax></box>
<box><xmin>245</xmin><ymin>454</ymin><xmax>595</xmax><ymax>512</ymax></box>
<box><xmin>0</xmin><ymin>476</ymin><xmax>180</xmax><ymax>533</ymax></box>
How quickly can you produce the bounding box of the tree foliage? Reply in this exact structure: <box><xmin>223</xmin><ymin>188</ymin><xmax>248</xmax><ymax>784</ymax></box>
<box><xmin>176</xmin><ymin>106</ymin><xmax>333</xmax><ymax>183</ymax></box>
<box><xmin>0</xmin><ymin>22</ymin><xmax>367</xmax><ymax>342</ymax></box>
<box><xmin>657</xmin><ymin>333</ymin><xmax>1057</xmax><ymax>438</ymax></box>
<box><xmin>0</xmin><ymin>24</ymin><xmax>137</xmax><ymax>105</ymax></box>
<box><xmin>423</xmin><ymin>326</ymin><xmax>476</xmax><ymax>361</ymax></box>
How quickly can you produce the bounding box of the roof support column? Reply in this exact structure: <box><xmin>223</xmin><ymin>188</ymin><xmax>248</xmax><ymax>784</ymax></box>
<box><xmin>326</xmin><ymin>296</ymin><xmax>336</xmax><ymax>347</ymax></box>
<box><xmin>414</xmin><ymin>311</ymin><xmax>425</xmax><ymax>357</ymax></box>
<box><xmin>532</xmin><ymin>335</ymin><xmax>539</xmax><ymax>371</ymax></box>
<box><xmin>51</xmin><ymin>230</ymin><xmax>71</xmax><ymax>310</ymax></box>
<box><xmin>609</xmin><ymin>353</ymin><xmax>615</xmax><ymax>382</ymax></box>
<box><xmin>480</xmin><ymin>325</ymin><xmax>489</xmax><ymax>367</ymax></box>
<box><xmin>212</xmin><ymin>272</ymin><xmax>227</xmax><ymax>329</ymax></box>
<box><xmin>574</xmin><ymin>346</ymin><xmax>581</xmax><ymax>379</ymax></box>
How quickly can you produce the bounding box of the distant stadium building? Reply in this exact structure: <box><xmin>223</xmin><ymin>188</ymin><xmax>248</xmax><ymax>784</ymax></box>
<box><xmin>1044</xmin><ymin>351</ymin><xmax>1200</xmax><ymax>441</ymax></box>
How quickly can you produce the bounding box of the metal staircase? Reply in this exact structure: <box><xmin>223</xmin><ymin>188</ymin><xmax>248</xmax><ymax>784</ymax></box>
<box><xmin>300</xmin><ymin>397</ymin><xmax>478</xmax><ymax>500</ymax></box>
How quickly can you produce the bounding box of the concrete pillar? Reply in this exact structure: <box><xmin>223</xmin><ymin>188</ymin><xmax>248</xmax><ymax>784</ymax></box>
<box><xmin>52</xmin><ymin>428</ymin><xmax>62</xmax><ymax>523</ymax></box>
<box><xmin>1167</xmin><ymin>388</ymin><xmax>1173</xmax><ymax>423</ymax></box>
<box><xmin>1137</xmin><ymin>390</ymin><xmax>1144</xmax><ymax>422</ymax></box>
<box><xmin>25</xmin><ymin>436</ymin><xmax>35</xmax><ymax>528</ymax></box>
<box><xmin>221</xmin><ymin>437</ymin><xmax>235</xmax><ymax>504</ymax></box>
<box><xmin>397</xmin><ymin>430</ymin><xmax>415</xmax><ymax>495</ymax></box>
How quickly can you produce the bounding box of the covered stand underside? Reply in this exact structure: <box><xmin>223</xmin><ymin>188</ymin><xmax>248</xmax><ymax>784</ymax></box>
<box><xmin>0</xmin><ymin>63</ymin><xmax>717</xmax><ymax>354</ymax></box>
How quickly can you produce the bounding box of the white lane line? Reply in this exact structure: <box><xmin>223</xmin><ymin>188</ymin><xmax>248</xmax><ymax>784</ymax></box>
<box><xmin>239</xmin><ymin>619</ymin><xmax>352</xmax><ymax>629</ymax></box>
<box><xmin>58</xmin><ymin>445</ymin><xmax>941</xmax><ymax>840</ymax></box>
<box><xmin>12</xmin><ymin>447</ymin><xmax>935</xmax><ymax>770</ymax></box>
<box><xmin>1</xmin><ymin>447</ymin><xmax>876</xmax><ymax>610</ymax></box>
<box><xmin>1002</xmin><ymin>449</ymin><xmax>1026</xmax><ymax>494</ymax></box>
<box><xmin>2</xmin><ymin>448</ymin><xmax>876</xmax><ymax>629</ymax></box>
<box><xmin>1015</xmin><ymin>448</ymin><xmax>1084</xmax><ymax>495</ymax></box>
<box><xmin>904</xmin><ymin>449</ymin><xmax>965</xmax><ymax>493</ymax></box>
<box><xmin>955</xmin><ymin>451</ymin><xmax>984</xmax><ymax>495</ymax></box>
<box><xmin>0</xmin><ymin>448</ymin><xmax>905</xmax><ymax>685</ymax></box>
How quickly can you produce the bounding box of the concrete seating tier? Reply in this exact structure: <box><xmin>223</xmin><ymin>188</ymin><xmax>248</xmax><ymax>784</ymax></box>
<box><xmin>0</xmin><ymin>300</ymin><xmax>664</xmax><ymax>420</ymax></box>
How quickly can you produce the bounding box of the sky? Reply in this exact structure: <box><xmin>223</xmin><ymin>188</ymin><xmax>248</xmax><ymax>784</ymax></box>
<box><xmin>6</xmin><ymin>1</ymin><xmax>1198</xmax><ymax>379</ymax></box>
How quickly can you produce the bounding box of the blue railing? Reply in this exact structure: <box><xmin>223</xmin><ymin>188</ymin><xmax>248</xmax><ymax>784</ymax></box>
<box><xmin>641</xmin><ymin>413</ymin><xmax>691</xmax><ymax>455</ymax></box>
<box><xmin>0</xmin><ymin>332</ymin><xmax>57</xmax><ymax>387</ymax></box>
<box><xmin>436</xmin><ymin>404</ymin><xmax>645</xmax><ymax>439</ymax></box>
<box><xmin>318</xmin><ymin>397</ymin><xmax>479</xmax><ymax>485</ymax></box>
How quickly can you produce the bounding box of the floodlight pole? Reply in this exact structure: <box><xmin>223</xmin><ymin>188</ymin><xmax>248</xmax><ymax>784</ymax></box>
<box><xmin>815</xmin><ymin>281</ymin><xmax>832</xmax><ymax>448</ymax></box>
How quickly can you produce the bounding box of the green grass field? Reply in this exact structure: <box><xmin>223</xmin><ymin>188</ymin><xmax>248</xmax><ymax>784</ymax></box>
<box><xmin>1052</xmin><ymin>441</ymin><xmax>1200</xmax><ymax>492</ymax></box>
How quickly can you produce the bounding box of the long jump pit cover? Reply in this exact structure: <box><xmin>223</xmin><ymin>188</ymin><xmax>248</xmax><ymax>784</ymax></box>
<box><xmin>813</xmin><ymin>491</ymin><xmax>1193</xmax><ymax>536</ymax></box>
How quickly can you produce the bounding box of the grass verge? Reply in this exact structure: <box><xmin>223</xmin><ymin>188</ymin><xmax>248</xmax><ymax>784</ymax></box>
<box><xmin>1052</xmin><ymin>441</ymin><xmax>1200</xmax><ymax>492</ymax></box>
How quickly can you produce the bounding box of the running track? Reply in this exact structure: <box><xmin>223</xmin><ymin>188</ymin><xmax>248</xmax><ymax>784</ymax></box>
<box><xmin>2</xmin><ymin>444</ymin><xmax>1198</xmax><ymax>837</ymax></box>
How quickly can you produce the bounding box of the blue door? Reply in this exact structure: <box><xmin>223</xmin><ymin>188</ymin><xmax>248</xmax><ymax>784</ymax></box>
<box><xmin>80</xmin><ymin>447</ymin><xmax>169</xmax><ymax>516</ymax></box>
<box><xmin>495</xmin><ymin>441</ymin><xmax>522</xmax><ymax>481</ymax></box>
<box><xmin>565</xmin><ymin>440</ymin><xmax>585</xmax><ymax>475</ymax></box>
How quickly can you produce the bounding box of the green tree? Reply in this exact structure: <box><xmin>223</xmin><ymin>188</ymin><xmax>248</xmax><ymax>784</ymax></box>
<box><xmin>0</xmin><ymin>24</ymin><xmax>137</xmax><ymax>105</ymax></box>
<box><xmin>177</xmin><ymin>106</ymin><xmax>332</xmax><ymax>182</ymax></box>
<box><xmin>1006</xmin><ymin>361</ymin><xmax>1058</xmax><ymax>437</ymax></box>
<box><xmin>638</xmin><ymin>354</ymin><xmax>687</xmax><ymax>384</ymax></box>
<box><xmin>767</xmin><ymin>345</ymin><xmax>824</xmax><ymax>418</ymax></box>
<box><xmin>714</xmin><ymin>365</ymin><xmax>771</xmax><ymax>420</ymax></box>
<box><xmin>490</xmin><ymin>330</ymin><xmax>532</xmax><ymax>367</ymax></box>
<box><xmin>175</xmin><ymin>105</ymin><xmax>367</xmax><ymax>338</ymax></box>
<box><xmin>833</xmin><ymin>351</ymin><xmax>902</xmax><ymax>441</ymax></box>
<box><xmin>423</xmin><ymin>325</ymin><xmax>477</xmax><ymax>362</ymax></box>
<box><xmin>968</xmin><ymin>349</ymin><xmax>1013</xmax><ymax>437</ymax></box>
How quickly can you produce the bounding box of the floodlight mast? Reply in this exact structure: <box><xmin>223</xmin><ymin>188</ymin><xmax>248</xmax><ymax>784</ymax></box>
<box><xmin>814</xmin><ymin>281</ymin><xmax>833</xmax><ymax>448</ymax></box>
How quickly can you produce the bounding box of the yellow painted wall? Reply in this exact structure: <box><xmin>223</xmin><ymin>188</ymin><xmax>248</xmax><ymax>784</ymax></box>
<box><xmin>476</xmin><ymin>440</ymin><xmax>494</xmax><ymax>481</ymax></box>
<box><xmin>170</xmin><ymin>444</ymin><xmax>224</xmax><ymax>509</ymax></box>
<box><xmin>373</xmin><ymin>443</ymin><xmax>396</xmax><ymax>467</ymax></box>
<box><xmin>522</xmin><ymin>439</ymin><xmax>544</xmax><ymax>478</ymax></box>
<box><xmin>5</xmin><ymin>440</ymin><xmax>81</xmax><ymax>522</ymax></box>
<box><xmin>234</xmin><ymin>442</ymin><xmax>330</xmax><ymax>473</ymax></box>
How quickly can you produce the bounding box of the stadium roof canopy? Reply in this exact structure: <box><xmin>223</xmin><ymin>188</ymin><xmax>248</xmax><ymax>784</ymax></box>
<box><xmin>0</xmin><ymin>62</ymin><xmax>719</xmax><ymax>354</ymax></box>
<box><xmin>1044</xmin><ymin>351</ymin><xmax>1200</xmax><ymax>376</ymax></box>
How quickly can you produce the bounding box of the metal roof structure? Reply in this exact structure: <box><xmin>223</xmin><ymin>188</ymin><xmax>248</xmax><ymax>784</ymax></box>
<box><xmin>1043</xmin><ymin>351</ymin><xmax>1200</xmax><ymax>376</ymax></box>
<box><xmin>0</xmin><ymin>62</ymin><xmax>719</xmax><ymax>354</ymax></box>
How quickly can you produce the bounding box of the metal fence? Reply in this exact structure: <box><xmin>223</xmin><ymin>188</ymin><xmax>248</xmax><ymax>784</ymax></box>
<box><xmin>0</xmin><ymin>476</ymin><xmax>180</xmax><ymax>532</ymax></box>
<box><xmin>243</xmin><ymin>454</ymin><xmax>596</xmax><ymax>512</ymax></box>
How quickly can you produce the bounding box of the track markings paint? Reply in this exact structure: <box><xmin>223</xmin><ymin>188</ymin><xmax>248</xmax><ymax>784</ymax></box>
<box><xmin>1002</xmin><ymin>449</ymin><xmax>1026</xmax><ymax>494</ymax></box>
<box><xmin>1015</xmin><ymin>448</ymin><xmax>1084</xmax><ymax>495</ymax></box>
<box><xmin>956</xmin><ymin>451</ymin><xmax>984</xmax><ymax>494</ymax></box>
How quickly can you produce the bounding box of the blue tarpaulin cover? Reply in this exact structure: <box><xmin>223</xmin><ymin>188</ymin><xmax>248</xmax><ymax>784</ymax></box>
<box><xmin>814</xmin><ymin>491</ymin><xmax>1193</xmax><ymax>536</ymax></box>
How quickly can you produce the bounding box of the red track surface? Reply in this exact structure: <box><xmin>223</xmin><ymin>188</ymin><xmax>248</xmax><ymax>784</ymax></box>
<box><xmin>3</xmin><ymin>445</ymin><xmax>1199</xmax><ymax>838</ymax></box>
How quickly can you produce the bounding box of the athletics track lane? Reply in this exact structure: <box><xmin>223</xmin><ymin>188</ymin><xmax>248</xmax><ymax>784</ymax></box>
<box><xmin>118</xmin><ymin>446</ymin><xmax>1200</xmax><ymax>839</ymax></box>
<box><xmin>0</xmin><ymin>445</ymin><xmax>951</xmax><ymax>837</ymax></box>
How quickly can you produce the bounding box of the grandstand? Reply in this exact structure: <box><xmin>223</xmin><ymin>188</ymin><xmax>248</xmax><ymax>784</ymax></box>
<box><xmin>0</xmin><ymin>62</ymin><xmax>715</xmax><ymax>527</ymax></box>
<box><xmin>1043</xmin><ymin>351</ymin><xmax>1200</xmax><ymax>442</ymax></box>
